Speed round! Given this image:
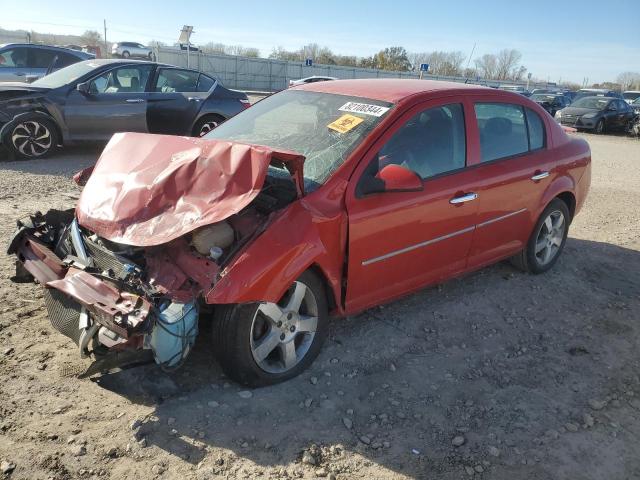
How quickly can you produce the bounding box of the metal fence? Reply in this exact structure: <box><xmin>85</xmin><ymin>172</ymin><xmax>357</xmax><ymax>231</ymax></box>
<box><xmin>156</xmin><ymin>47</ymin><xmax>544</xmax><ymax>92</ymax></box>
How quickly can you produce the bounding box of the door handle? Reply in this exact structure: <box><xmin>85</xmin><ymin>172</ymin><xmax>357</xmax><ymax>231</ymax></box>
<box><xmin>15</xmin><ymin>72</ymin><xmax>26</xmax><ymax>76</ymax></box>
<box><xmin>530</xmin><ymin>171</ymin><xmax>550</xmax><ymax>181</ymax></box>
<box><xmin>449</xmin><ymin>192</ymin><xmax>478</xmax><ymax>204</ymax></box>
<box><xmin>125</xmin><ymin>98</ymin><xmax>145</xmax><ymax>103</ymax></box>
<box><xmin>188</xmin><ymin>97</ymin><xmax>202</xmax><ymax>102</ymax></box>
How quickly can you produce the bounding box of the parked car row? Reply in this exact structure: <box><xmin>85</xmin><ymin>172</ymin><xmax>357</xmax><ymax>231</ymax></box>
<box><xmin>0</xmin><ymin>59</ymin><xmax>250</xmax><ymax>158</ymax></box>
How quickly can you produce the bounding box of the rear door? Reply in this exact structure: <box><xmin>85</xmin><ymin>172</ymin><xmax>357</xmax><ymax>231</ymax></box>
<box><xmin>64</xmin><ymin>64</ymin><xmax>153</xmax><ymax>140</ymax></box>
<box><xmin>345</xmin><ymin>98</ymin><xmax>479</xmax><ymax>312</ymax></box>
<box><xmin>0</xmin><ymin>47</ymin><xmax>31</xmax><ymax>82</ymax></box>
<box><xmin>147</xmin><ymin>67</ymin><xmax>211</xmax><ymax>135</ymax></box>
<box><xmin>466</xmin><ymin>99</ymin><xmax>551</xmax><ymax>269</ymax></box>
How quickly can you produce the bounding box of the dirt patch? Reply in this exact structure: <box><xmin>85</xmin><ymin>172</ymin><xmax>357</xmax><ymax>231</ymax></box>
<box><xmin>1</xmin><ymin>134</ymin><xmax>639</xmax><ymax>479</ymax></box>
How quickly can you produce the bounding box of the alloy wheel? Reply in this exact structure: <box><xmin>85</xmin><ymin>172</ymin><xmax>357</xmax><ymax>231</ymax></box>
<box><xmin>11</xmin><ymin>121</ymin><xmax>53</xmax><ymax>158</ymax></box>
<box><xmin>534</xmin><ymin>210</ymin><xmax>565</xmax><ymax>266</ymax></box>
<box><xmin>199</xmin><ymin>121</ymin><xmax>219</xmax><ymax>136</ymax></box>
<box><xmin>250</xmin><ymin>281</ymin><xmax>318</xmax><ymax>374</ymax></box>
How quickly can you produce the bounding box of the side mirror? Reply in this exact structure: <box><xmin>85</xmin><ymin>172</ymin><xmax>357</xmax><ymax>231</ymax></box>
<box><xmin>376</xmin><ymin>164</ymin><xmax>423</xmax><ymax>193</ymax></box>
<box><xmin>76</xmin><ymin>82</ymin><xmax>90</xmax><ymax>95</ymax></box>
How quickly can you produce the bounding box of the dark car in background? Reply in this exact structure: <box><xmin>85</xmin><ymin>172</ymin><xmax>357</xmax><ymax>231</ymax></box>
<box><xmin>0</xmin><ymin>43</ymin><xmax>93</xmax><ymax>82</ymax></box>
<box><xmin>555</xmin><ymin>96</ymin><xmax>635</xmax><ymax>133</ymax></box>
<box><xmin>0</xmin><ymin>59</ymin><xmax>250</xmax><ymax>158</ymax></box>
<box><xmin>530</xmin><ymin>93</ymin><xmax>571</xmax><ymax>116</ymax></box>
<box><xmin>572</xmin><ymin>88</ymin><xmax>622</xmax><ymax>103</ymax></box>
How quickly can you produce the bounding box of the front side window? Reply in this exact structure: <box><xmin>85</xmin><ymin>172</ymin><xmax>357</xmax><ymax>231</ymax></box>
<box><xmin>377</xmin><ymin>103</ymin><xmax>466</xmax><ymax>179</ymax></box>
<box><xmin>205</xmin><ymin>90</ymin><xmax>392</xmax><ymax>190</ymax></box>
<box><xmin>475</xmin><ymin>103</ymin><xmax>529</xmax><ymax>162</ymax></box>
<box><xmin>0</xmin><ymin>47</ymin><xmax>29</xmax><ymax>68</ymax></box>
<box><xmin>89</xmin><ymin>65</ymin><xmax>152</xmax><ymax>94</ymax></box>
<box><xmin>154</xmin><ymin>68</ymin><xmax>200</xmax><ymax>92</ymax></box>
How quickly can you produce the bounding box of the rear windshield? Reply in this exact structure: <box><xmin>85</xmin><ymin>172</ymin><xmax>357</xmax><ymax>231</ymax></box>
<box><xmin>204</xmin><ymin>90</ymin><xmax>393</xmax><ymax>191</ymax></box>
<box><xmin>623</xmin><ymin>92</ymin><xmax>640</xmax><ymax>101</ymax></box>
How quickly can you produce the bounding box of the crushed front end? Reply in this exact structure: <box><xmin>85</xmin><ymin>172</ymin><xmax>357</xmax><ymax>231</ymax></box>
<box><xmin>6</xmin><ymin>133</ymin><xmax>304</xmax><ymax>375</ymax></box>
<box><xmin>8</xmin><ymin>210</ymin><xmax>200</xmax><ymax>372</ymax></box>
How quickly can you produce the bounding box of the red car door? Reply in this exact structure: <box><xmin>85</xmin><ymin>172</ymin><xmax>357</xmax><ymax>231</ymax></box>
<box><xmin>344</xmin><ymin>98</ymin><xmax>480</xmax><ymax>313</ymax></box>
<box><xmin>466</xmin><ymin>98</ymin><xmax>553</xmax><ymax>269</ymax></box>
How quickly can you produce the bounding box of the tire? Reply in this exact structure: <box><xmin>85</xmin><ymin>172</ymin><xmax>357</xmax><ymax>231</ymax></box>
<box><xmin>148</xmin><ymin>52</ymin><xmax>154</xmax><ymax>61</ymax></box>
<box><xmin>212</xmin><ymin>270</ymin><xmax>329</xmax><ymax>387</ymax></box>
<box><xmin>4</xmin><ymin>116</ymin><xmax>59</xmax><ymax>160</ymax></box>
<box><xmin>594</xmin><ymin>119</ymin><xmax>605</xmax><ymax>134</ymax></box>
<box><xmin>193</xmin><ymin>115</ymin><xmax>225</xmax><ymax>137</ymax></box>
<box><xmin>510</xmin><ymin>198</ymin><xmax>570</xmax><ymax>274</ymax></box>
<box><xmin>122</xmin><ymin>51</ymin><xmax>130</xmax><ymax>58</ymax></box>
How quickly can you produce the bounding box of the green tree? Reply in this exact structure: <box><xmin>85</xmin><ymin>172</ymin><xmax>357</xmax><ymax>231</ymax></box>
<box><xmin>80</xmin><ymin>30</ymin><xmax>102</xmax><ymax>46</ymax></box>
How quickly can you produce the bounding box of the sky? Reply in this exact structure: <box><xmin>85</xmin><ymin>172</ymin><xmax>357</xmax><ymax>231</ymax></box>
<box><xmin>1</xmin><ymin>0</ymin><xmax>639</xmax><ymax>84</ymax></box>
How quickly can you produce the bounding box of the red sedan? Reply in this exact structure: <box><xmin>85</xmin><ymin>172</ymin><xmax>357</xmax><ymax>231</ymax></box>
<box><xmin>9</xmin><ymin>79</ymin><xmax>591</xmax><ymax>387</ymax></box>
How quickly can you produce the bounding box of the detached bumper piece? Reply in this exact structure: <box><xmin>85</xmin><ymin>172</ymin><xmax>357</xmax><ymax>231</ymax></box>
<box><xmin>7</xmin><ymin>210</ymin><xmax>198</xmax><ymax>374</ymax></box>
<box><xmin>12</xmin><ymin>233</ymin><xmax>151</xmax><ymax>340</ymax></box>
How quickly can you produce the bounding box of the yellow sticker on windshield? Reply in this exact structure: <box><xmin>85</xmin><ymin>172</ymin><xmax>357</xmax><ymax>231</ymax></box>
<box><xmin>327</xmin><ymin>114</ymin><xmax>364</xmax><ymax>133</ymax></box>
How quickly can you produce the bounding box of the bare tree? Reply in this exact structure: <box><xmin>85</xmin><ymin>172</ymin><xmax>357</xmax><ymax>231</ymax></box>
<box><xmin>475</xmin><ymin>54</ymin><xmax>497</xmax><ymax>79</ymax></box>
<box><xmin>409</xmin><ymin>51</ymin><xmax>465</xmax><ymax>76</ymax></box>
<box><xmin>617</xmin><ymin>71</ymin><xmax>640</xmax><ymax>90</ymax></box>
<box><xmin>495</xmin><ymin>49</ymin><xmax>522</xmax><ymax>80</ymax></box>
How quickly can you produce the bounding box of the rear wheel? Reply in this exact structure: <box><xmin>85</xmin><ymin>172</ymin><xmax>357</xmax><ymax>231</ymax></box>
<box><xmin>5</xmin><ymin>116</ymin><xmax>59</xmax><ymax>159</ymax></box>
<box><xmin>122</xmin><ymin>51</ymin><xmax>130</xmax><ymax>58</ymax></box>
<box><xmin>510</xmin><ymin>199</ymin><xmax>570</xmax><ymax>274</ymax></box>
<box><xmin>212</xmin><ymin>270</ymin><xmax>328</xmax><ymax>387</ymax></box>
<box><xmin>193</xmin><ymin>115</ymin><xmax>225</xmax><ymax>137</ymax></box>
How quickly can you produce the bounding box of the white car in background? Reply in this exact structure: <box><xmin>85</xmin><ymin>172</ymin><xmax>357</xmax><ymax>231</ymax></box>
<box><xmin>623</xmin><ymin>90</ymin><xmax>640</xmax><ymax>105</ymax></box>
<box><xmin>289</xmin><ymin>75</ymin><xmax>338</xmax><ymax>87</ymax></box>
<box><xmin>111</xmin><ymin>42</ymin><xmax>153</xmax><ymax>60</ymax></box>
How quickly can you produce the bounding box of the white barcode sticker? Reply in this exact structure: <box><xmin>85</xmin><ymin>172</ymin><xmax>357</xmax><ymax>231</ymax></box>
<box><xmin>339</xmin><ymin>102</ymin><xmax>390</xmax><ymax>117</ymax></box>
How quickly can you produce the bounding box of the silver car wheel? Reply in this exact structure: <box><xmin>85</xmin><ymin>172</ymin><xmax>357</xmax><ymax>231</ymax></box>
<box><xmin>250</xmin><ymin>281</ymin><xmax>318</xmax><ymax>374</ymax></box>
<box><xmin>11</xmin><ymin>121</ymin><xmax>53</xmax><ymax>157</ymax></box>
<box><xmin>534</xmin><ymin>210</ymin><xmax>565</xmax><ymax>266</ymax></box>
<box><xmin>199</xmin><ymin>121</ymin><xmax>219</xmax><ymax>137</ymax></box>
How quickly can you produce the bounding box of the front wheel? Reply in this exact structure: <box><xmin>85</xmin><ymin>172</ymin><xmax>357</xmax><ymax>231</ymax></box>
<box><xmin>594</xmin><ymin>119</ymin><xmax>605</xmax><ymax>134</ymax></box>
<box><xmin>212</xmin><ymin>271</ymin><xmax>329</xmax><ymax>387</ymax></box>
<box><xmin>122</xmin><ymin>51</ymin><xmax>130</xmax><ymax>58</ymax></box>
<box><xmin>5</xmin><ymin>117</ymin><xmax>59</xmax><ymax>159</ymax></box>
<box><xmin>510</xmin><ymin>199</ymin><xmax>570</xmax><ymax>274</ymax></box>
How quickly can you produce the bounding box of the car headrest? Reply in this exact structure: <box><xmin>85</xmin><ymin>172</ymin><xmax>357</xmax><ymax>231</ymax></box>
<box><xmin>484</xmin><ymin>117</ymin><xmax>512</xmax><ymax>136</ymax></box>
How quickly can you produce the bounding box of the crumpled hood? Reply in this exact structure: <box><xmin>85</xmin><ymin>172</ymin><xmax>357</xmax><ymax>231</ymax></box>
<box><xmin>76</xmin><ymin>132</ymin><xmax>305</xmax><ymax>246</ymax></box>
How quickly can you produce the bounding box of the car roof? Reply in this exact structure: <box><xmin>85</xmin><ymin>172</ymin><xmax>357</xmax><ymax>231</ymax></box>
<box><xmin>294</xmin><ymin>78</ymin><xmax>491</xmax><ymax>103</ymax></box>
<box><xmin>0</xmin><ymin>43</ymin><xmax>91</xmax><ymax>56</ymax></box>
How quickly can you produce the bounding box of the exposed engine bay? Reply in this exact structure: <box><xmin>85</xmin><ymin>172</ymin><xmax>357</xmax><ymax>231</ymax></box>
<box><xmin>7</xmin><ymin>171</ymin><xmax>298</xmax><ymax>374</ymax></box>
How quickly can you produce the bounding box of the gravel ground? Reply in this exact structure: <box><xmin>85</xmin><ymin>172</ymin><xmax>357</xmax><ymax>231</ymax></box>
<box><xmin>0</xmin><ymin>132</ymin><xmax>639</xmax><ymax>480</ymax></box>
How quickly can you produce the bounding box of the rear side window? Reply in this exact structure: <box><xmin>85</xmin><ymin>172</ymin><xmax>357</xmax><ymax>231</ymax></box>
<box><xmin>475</xmin><ymin>103</ymin><xmax>528</xmax><ymax>162</ymax></box>
<box><xmin>55</xmin><ymin>52</ymin><xmax>80</xmax><ymax>68</ymax></box>
<box><xmin>475</xmin><ymin>103</ymin><xmax>547</xmax><ymax>162</ymax></box>
<box><xmin>29</xmin><ymin>49</ymin><xmax>58</xmax><ymax>69</ymax></box>
<box><xmin>197</xmin><ymin>74</ymin><xmax>215</xmax><ymax>92</ymax></box>
<box><xmin>154</xmin><ymin>68</ymin><xmax>200</xmax><ymax>92</ymax></box>
<box><xmin>526</xmin><ymin>108</ymin><xmax>545</xmax><ymax>150</ymax></box>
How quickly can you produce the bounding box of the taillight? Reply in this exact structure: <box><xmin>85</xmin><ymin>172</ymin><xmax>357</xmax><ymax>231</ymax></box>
<box><xmin>239</xmin><ymin>98</ymin><xmax>251</xmax><ymax>109</ymax></box>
